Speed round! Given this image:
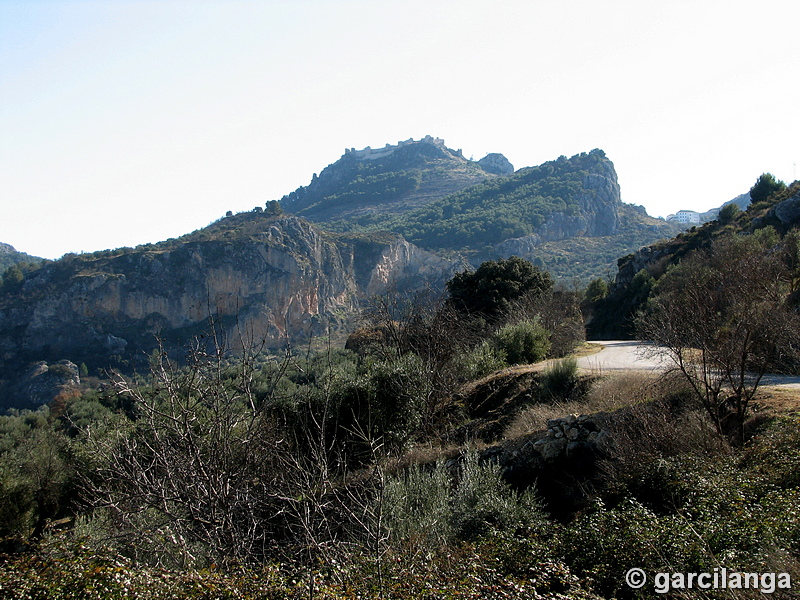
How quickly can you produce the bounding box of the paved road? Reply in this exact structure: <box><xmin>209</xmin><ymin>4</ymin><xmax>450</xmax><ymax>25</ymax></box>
<box><xmin>576</xmin><ymin>340</ymin><xmax>670</xmax><ymax>373</ymax></box>
<box><xmin>580</xmin><ymin>340</ymin><xmax>800</xmax><ymax>391</ymax></box>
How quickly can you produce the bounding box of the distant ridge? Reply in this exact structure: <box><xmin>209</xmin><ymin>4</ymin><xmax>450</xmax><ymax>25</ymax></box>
<box><xmin>0</xmin><ymin>242</ymin><xmax>43</xmax><ymax>271</ymax></box>
<box><xmin>281</xmin><ymin>140</ymin><xmax>681</xmax><ymax>280</ymax></box>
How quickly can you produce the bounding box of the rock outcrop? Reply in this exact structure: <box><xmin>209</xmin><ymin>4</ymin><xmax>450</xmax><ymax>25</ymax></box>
<box><xmin>478</xmin><ymin>411</ymin><xmax>612</xmax><ymax>518</ymax></box>
<box><xmin>477</xmin><ymin>153</ymin><xmax>514</xmax><ymax>175</ymax></box>
<box><xmin>0</xmin><ymin>216</ymin><xmax>466</xmax><ymax>381</ymax></box>
<box><xmin>494</xmin><ymin>159</ymin><xmax>621</xmax><ymax>258</ymax></box>
<box><xmin>771</xmin><ymin>190</ymin><xmax>800</xmax><ymax>224</ymax></box>
<box><xmin>13</xmin><ymin>360</ymin><xmax>81</xmax><ymax>408</ymax></box>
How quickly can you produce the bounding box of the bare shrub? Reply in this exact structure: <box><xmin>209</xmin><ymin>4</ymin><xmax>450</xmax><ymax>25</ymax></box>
<box><xmin>637</xmin><ymin>234</ymin><xmax>800</xmax><ymax>445</ymax></box>
<box><xmin>79</xmin><ymin>336</ymin><xmax>294</xmax><ymax>568</ymax></box>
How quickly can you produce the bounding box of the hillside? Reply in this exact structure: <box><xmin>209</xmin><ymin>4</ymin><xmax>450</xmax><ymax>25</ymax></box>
<box><xmin>282</xmin><ymin>139</ymin><xmax>681</xmax><ymax>280</ymax></box>
<box><xmin>0</xmin><ymin>137</ymin><xmax>682</xmax><ymax>402</ymax></box>
<box><xmin>280</xmin><ymin>135</ymin><xmax>506</xmax><ymax>221</ymax></box>
<box><xmin>0</xmin><ymin>212</ymin><xmax>465</xmax><ymax>390</ymax></box>
<box><xmin>0</xmin><ymin>242</ymin><xmax>43</xmax><ymax>271</ymax></box>
<box><xmin>589</xmin><ymin>176</ymin><xmax>800</xmax><ymax>338</ymax></box>
<box><xmin>3</xmin><ymin>158</ymin><xmax>800</xmax><ymax>599</ymax></box>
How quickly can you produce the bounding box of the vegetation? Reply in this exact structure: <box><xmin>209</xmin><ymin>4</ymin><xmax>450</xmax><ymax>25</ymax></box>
<box><xmin>637</xmin><ymin>232</ymin><xmax>800</xmax><ymax>444</ymax></box>
<box><xmin>588</xmin><ymin>174</ymin><xmax>800</xmax><ymax>338</ymax></box>
<box><xmin>3</xmin><ymin>165</ymin><xmax>800</xmax><ymax>598</ymax></box>
<box><xmin>446</xmin><ymin>255</ymin><xmax>553</xmax><ymax>321</ymax></box>
<box><xmin>3</xmin><ymin>352</ymin><xmax>800</xmax><ymax>598</ymax></box>
<box><xmin>493</xmin><ymin>320</ymin><xmax>551</xmax><ymax>364</ymax></box>
<box><xmin>0</xmin><ymin>243</ymin><xmax>43</xmax><ymax>273</ymax></box>
<box><xmin>320</xmin><ymin>150</ymin><xmax>610</xmax><ymax>251</ymax></box>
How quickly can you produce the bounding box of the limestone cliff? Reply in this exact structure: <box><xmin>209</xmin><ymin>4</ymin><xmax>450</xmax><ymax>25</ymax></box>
<box><xmin>0</xmin><ymin>215</ymin><xmax>465</xmax><ymax>379</ymax></box>
<box><xmin>494</xmin><ymin>157</ymin><xmax>621</xmax><ymax>257</ymax></box>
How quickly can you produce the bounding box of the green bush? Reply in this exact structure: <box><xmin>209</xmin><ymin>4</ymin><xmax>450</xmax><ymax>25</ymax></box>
<box><xmin>456</xmin><ymin>340</ymin><xmax>508</xmax><ymax>381</ymax></box>
<box><xmin>323</xmin><ymin>353</ymin><xmax>430</xmax><ymax>460</ymax></box>
<box><xmin>540</xmin><ymin>356</ymin><xmax>579</xmax><ymax>400</ymax></box>
<box><xmin>562</xmin><ymin>498</ymin><xmax>706</xmax><ymax>599</ymax></box>
<box><xmin>383</xmin><ymin>451</ymin><xmax>546</xmax><ymax>551</ymax></box>
<box><xmin>383</xmin><ymin>461</ymin><xmax>454</xmax><ymax>548</ymax></box>
<box><xmin>493</xmin><ymin>320</ymin><xmax>551</xmax><ymax>364</ymax></box>
<box><xmin>450</xmin><ymin>451</ymin><xmax>545</xmax><ymax>541</ymax></box>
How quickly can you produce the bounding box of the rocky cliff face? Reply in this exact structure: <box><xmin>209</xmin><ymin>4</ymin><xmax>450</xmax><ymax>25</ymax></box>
<box><xmin>0</xmin><ymin>216</ymin><xmax>465</xmax><ymax>380</ymax></box>
<box><xmin>494</xmin><ymin>159</ymin><xmax>621</xmax><ymax>258</ymax></box>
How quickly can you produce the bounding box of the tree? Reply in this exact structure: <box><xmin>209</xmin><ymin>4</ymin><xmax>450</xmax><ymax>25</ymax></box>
<box><xmin>1</xmin><ymin>265</ymin><xmax>23</xmax><ymax>292</ymax></box>
<box><xmin>584</xmin><ymin>277</ymin><xmax>609</xmax><ymax>303</ymax></box>
<box><xmin>637</xmin><ymin>234</ymin><xmax>800</xmax><ymax>444</ymax></box>
<box><xmin>718</xmin><ymin>202</ymin><xmax>740</xmax><ymax>224</ymax></box>
<box><xmin>265</xmin><ymin>200</ymin><xmax>283</xmax><ymax>216</ymax></box>
<box><xmin>749</xmin><ymin>173</ymin><xmax>785</xmax><ymax>206</ymax></box>
<box><xmin>446</xmin><ymin>256</ymin><xmax>553</xmax><ymax>321</ymax></box>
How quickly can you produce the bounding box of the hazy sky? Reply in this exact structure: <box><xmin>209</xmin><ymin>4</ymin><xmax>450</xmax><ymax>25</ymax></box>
<box><xmin>2</xmin><ymin>0</ymin><xmax>798</xmax><ymax>260</ymax></box>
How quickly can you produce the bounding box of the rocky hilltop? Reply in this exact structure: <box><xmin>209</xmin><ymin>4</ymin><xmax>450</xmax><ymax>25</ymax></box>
<box><xmin>281</xmin><ymin>136</ymin><xmax>513</xmax><ymax>221</ymax></box>
<box><xmin>0</xmin><ymin>213</ymin><xmax>465</xmax><ymax>387</ymax></box>
<box><xmin>294</xmin><ymin>144</ymin><xmax>679</xmax><ymax>279</ymax></box>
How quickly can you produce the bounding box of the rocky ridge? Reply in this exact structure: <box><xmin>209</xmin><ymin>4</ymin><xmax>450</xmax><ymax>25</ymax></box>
<box><xmin>493</xmin><ymin>158</ymin><xmax>622</xmax><ymax>258</ymax></box>
<box><xmin>281</xmin><ymin>136</ymin><xmax>512</xmax><ymax>221</ymax></box>
<box><xmin>0</xmin><ymin>215</ymin><xmax>465</xmax><ymax>387</ymax></box>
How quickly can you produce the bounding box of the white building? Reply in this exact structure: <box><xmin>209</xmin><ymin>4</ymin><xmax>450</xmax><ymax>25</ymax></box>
<box><xmin>666</xmin><ymin>210</ymin><xmax>701</xmax><ymax>224</ymax></box>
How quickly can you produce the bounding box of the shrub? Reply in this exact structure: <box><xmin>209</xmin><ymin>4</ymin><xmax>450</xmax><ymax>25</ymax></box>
<box><xmin>382</xmin><ymin>451</ymin><xmax>546</xmax><ymax>551</ymax></box>
<box><xmin>450</xmin><ymin>451</ymin><xmax>545</xmax><ymax>541</ymax></box>
<box><xmin>540</xmin><ymin>356</ymin><xmax>579</xmax><ymax>401</ymax></box>
<box><xmin>382</xmin><ymin>461</ymin><xmax>453</xmax><ymax>549</ymax></box>
<box><xmin>455</xmin><ymin>340</ymin><xmax>508</xmax><ymax>381</ymax></box>
<box><xmin>493</xmin><ymin>320</ymin><xmax>551</xmax><ymax>364</ymax></box>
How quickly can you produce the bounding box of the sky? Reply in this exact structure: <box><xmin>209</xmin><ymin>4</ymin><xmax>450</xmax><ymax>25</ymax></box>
<box><xmin>1</xmin><ymin>0</ymin><xmax>798</xmax><ymax>260</ymax></box>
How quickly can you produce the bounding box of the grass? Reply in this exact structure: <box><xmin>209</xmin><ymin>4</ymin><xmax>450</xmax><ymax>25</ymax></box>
<box><xmin>504</xmin><ymin>371</ymin><xmax>670</xmax><ymax>440</ymax></box>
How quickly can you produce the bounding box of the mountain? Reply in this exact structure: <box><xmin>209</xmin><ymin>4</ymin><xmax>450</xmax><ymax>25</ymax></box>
<box><xmin>282</xmin><ymin>139</ymin><xmax>681</xmax><ymax>280</ymax></box>
<box><xmin>0</xmin><ymin>136</ymin><xmax>681</xmax><ymax>404</ymax></box>
<box><xmin>0</xmin><ymin>212</ymin><xmax>465</xmax><ymax>393</ymax></box>
<box><xmin>0</xmin><ymin>242</ymin><xmax>43</xmax><ymax>271</ymax></box>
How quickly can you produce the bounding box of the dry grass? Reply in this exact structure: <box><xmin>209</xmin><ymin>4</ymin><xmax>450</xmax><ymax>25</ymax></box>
<box><xmin>385</xmin><ymin>441</ymin><xmax>466</xmax><ymax>475</ymax></box>
<box><xmin>750</xmin><ymin>386</ymin><xmax>800</xmax><ymax>418</ymax></box>
<box><xmin>503</xmin><ymin>371</ymin><xmax>671</xmax><ymax>440</ymax></box>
